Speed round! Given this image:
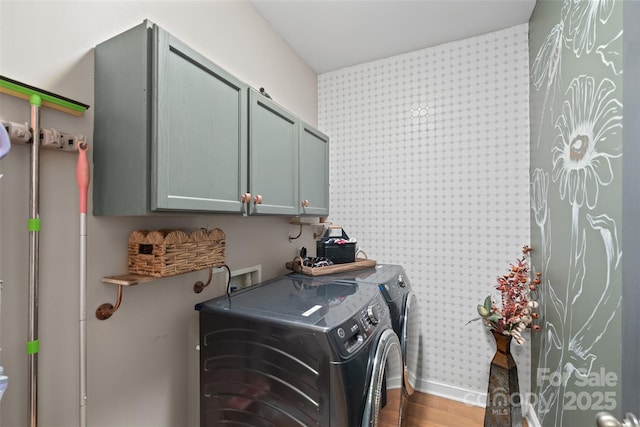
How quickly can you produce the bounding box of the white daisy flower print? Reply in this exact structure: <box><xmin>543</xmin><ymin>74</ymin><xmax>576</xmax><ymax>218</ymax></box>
<box><xmin>551</xmin><ymin>75</ymin><xmax>622</xmax><ymax>209</ymax></box>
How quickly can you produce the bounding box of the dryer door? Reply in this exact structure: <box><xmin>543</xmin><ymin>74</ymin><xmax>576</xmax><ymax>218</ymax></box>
<box><xmin>402</xmin><ymin>292</ymin><xmax>421</xmax><ymax>396</ymax></box>
<box><xmin>362</xmin><ymin>329</ymin><xmax>404</xmax><ymax>427</ymax></box>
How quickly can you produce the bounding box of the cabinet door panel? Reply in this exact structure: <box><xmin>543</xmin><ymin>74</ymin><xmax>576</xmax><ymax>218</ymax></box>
<box><xmin>153</xmin><ymin>31</ymin><xmax>247</xmax><ymax>212</ymax></box>
<box><xmin>94</xmin><ymin>21</ymin><xmax>152</xmax><ymax>216</ymax></box>
<box><xmin>299</xmin><ymin>124</ymin><xmax>329</xmax><ymax>216</ymax></box>
<box><xmin>249</xmin><ymin>90</ymin><xmax>299</xmax><ymax>215</ymax></box>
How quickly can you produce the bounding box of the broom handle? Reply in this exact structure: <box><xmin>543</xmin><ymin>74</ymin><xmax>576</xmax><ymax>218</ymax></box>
<box><xmin>77</xmin><ymin>142</ymin><xmax>89</xmax><ymax>213</ymax></box>
<box><xmin>76</xmin><ymin>142</ymin><xmax>89</xmax><ymax>427</ymax></box>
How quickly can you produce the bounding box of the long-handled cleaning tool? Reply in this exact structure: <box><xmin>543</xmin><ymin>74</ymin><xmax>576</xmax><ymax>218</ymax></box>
<box><xmin>0</xmin><ymin>126</ymin><xmax>7</xmax><ymax>405</ymax></box>
<box><xmin>76</xmin><ymin>142</ymin><xmax>89</xmax><ymax>427</ymax></box>
<box><xmin>1</xmin><ymin>75</ymin><xmax>88</xmax><ymax>427</ymax></box>
<box><xmin>0</xmin><ymin>124</ymin><xmax>9</xmax><ymax>402</ymax></box>
<box><xmin>27</xmin><ymin>95</ymin><xmax>42</xmax><ymax>427</ymax></box>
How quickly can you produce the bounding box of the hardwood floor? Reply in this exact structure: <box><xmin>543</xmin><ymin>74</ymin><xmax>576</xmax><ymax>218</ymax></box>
<box><xmin>382</xmin><ymin>391</ymin><xmax>529</xmax><ymax>427</ymax></box>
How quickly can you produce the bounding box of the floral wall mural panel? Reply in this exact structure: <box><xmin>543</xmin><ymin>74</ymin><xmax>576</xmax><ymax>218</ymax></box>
<box><xmin>530</xmin><ymin>0</ymin><xmax>623</xmax><ymax>426</ymax></box>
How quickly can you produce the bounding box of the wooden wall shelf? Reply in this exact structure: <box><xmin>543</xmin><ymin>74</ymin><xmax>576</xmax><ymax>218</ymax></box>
<box><xmin>98</xmin><ymin>267</ymin><xmax>225</xmax><ymax>320</ymax></box>
<box><xmin>101</xmin><ymin>274</ymin><xmax>157</xmax><ymax>286</ymax></box>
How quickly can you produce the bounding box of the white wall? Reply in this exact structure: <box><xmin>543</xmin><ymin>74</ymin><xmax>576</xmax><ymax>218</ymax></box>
<box><xmin>0</xmin><ymin>1</ymin><xmax>317</xmax><ymax>426</ymax></box>
<box><xmin>319</xmin><ymin>23</ymin><xmax>531</xmax><ymax>406</ymax></box>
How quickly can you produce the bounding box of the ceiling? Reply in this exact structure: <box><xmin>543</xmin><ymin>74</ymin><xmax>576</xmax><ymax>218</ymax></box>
<box><xmin>249</xmin><ymin>0</ymin><xmax>537</xmax><ymax>74</ymax></box>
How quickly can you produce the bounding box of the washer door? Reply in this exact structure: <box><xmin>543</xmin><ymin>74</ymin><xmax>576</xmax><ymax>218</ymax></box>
<box><xmin>402</xmin><ymin>292</ymin><xmax>420</xmax><ymax>396</ymax></box>
<box><xmin>362</xmin><ymin>329</ymin><xmax>404</xmax><ymax>427</ymax></box>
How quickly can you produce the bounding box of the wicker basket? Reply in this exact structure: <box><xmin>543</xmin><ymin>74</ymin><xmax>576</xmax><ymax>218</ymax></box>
<box><xmin>127</xmin><ymin>228</ymin><xmax>225</xmax><ymax>278</ymax></box>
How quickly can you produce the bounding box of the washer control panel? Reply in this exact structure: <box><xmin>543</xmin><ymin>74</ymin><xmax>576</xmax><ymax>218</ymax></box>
<box><xmin>332</xmin><ymin>294</ymin><xmax>387</xmax><ymax>358</ymax></box>
<box><xmin>360</xmin><ymin>298</ymin><xmax>384</xmax><ymax>330</ymax></box>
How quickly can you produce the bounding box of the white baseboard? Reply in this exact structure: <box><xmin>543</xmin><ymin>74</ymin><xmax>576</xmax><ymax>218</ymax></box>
<box><xmin>416</xmin><ymin>378</ymin><xmax>541</xmax><ymax>427</ymax></box>
<box><xmin>416</xmin><ymin>378</ymin><xmax>486</xmax><ymax>407</ymax></box>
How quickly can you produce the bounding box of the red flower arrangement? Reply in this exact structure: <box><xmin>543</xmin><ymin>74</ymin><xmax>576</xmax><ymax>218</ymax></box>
<box><xmin>469</xmin><ymin>245</ymin><xmax>541</xmax><ymax>345</ymax></box>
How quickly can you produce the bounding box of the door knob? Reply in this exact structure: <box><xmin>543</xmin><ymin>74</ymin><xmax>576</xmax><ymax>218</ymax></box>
<box><xmin>301</xmin><ymin>199</ymin><xmax>309</xmax><ymax>208</ymax></box>
<box><xmin>253</xmin><ymin>194</ymin><xmax>263</xmax><ymax>204</ymax></box>
<box><xmin>596</xmin><ymin>412</ymin><xmax>640</xmax><ymax>427</ymax></box>
<box><xmin>241</xmin><ymin>193</ymin><xmax>251</xmax><ymax>203</ymax></box>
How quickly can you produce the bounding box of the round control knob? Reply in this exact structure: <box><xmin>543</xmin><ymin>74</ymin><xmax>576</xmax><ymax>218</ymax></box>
<box><xmin>397</xmin><ymin>275</ymin><xmax>406</xmax><ymax>287</ymax></box>
<box><xmin>366</xmin><ymin>304</ymin><xmax>380</xmax><ymax>325</ymax></box>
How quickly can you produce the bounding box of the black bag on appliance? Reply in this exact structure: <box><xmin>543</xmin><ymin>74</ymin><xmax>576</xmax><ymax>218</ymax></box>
<box><xmin>316</xmin><ymin>227</ymin><xmax>356</xmax><ymax>264</ymax></box>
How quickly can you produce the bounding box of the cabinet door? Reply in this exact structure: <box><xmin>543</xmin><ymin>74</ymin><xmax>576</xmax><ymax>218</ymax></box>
<box><xmin>152</xmin><ymin>28</ymin><xmax>247</xmax><ymax>212</ymax></box>
<box><xmin>248</xmin><ymin>89</ymin><xmax>299</xmax><ymax>215</ymax></box>
<box><xmin>94</xmin><ymin>21</ymin><xmax>152</xmax><ymax>216</ymax></box>
<box><xmin>299</xmin><ymin>123</ymin><xmax>329</xmax><ymax>216</ymax></box>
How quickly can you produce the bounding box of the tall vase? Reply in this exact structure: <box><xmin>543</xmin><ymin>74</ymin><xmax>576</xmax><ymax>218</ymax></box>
<box><xmin>484</xmin><ymin>330</ymin><xmax>522</xmax><ymax>427</ymax></box>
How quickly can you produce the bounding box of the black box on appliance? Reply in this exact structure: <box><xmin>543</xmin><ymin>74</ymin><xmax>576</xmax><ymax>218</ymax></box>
<box><xmin>316</xmin><ymin>227</ymin><xmax>356</xmax><ymax>264</ymax></box>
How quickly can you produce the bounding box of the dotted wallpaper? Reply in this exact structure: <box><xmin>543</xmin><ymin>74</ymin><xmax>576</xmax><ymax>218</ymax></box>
<box><xmin>319</xmin><ymin>24</ymin><xmax>531</xmax><ymax>400</ymax></box>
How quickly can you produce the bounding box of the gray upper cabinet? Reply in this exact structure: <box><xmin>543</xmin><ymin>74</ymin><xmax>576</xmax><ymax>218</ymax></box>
<box><xmin>94</xmin><ymin>20</ymin><xmax>329</xmax><ymax>218</ymax></box>
<box><xmin>93</xmin><ymin>20</ymin><xmax>248</xmax><ymax>215</ymax></box>
<box><xmin>248</xmin><ymin>89</ymin><xmax>299</xmax><ymax>215</ymax></box>
<box><xmin>299</xmin><ymin>122</ymin><xmax>329</xmax><ymax>216</ymax></box>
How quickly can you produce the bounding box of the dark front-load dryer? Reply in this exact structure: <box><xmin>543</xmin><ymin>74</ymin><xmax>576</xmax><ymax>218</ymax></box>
<box><xmin>288</xmin><ymin>264</ymin><xmax>421</xmax><ymax>423</ymax></box>
<box><xmin>196</xmin><ymin>276</ymin><xmax>403</xmax><ymax>426</ymax></box>
<box><xmin>353</xmin><ymin>265</ymin><xmax>421</xmax><ymax>397</ymax></box>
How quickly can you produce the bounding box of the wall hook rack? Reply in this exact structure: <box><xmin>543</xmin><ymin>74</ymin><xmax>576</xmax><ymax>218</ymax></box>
<box><xmin>1</xmin><ymin>119</ymin><xmax>88</xmax><ymax>153</ymax></box>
